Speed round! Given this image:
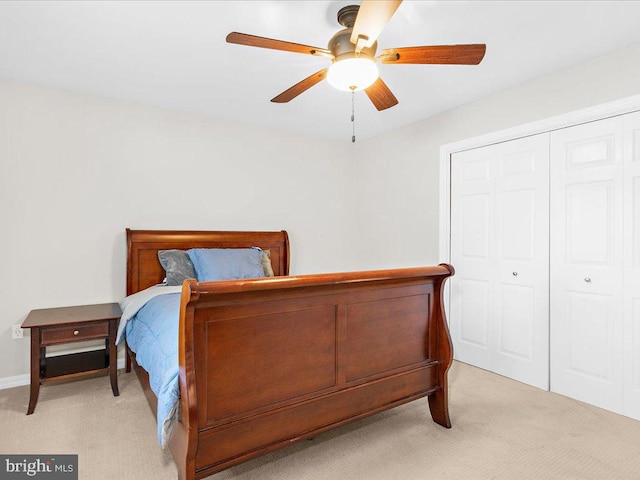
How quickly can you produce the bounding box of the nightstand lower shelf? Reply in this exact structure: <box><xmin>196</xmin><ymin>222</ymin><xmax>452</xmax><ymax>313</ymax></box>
<box><xmin>42</xmin><ymin>350</ymin><xmax>110</xmax><ymax>382</ymax></box>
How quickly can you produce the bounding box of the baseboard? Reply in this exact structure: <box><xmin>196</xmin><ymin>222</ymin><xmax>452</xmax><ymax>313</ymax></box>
<box><xmin>0</xmin><ymin>357</ymin><xmax>127</xmax><ymax>391</ymax></box>
<box><xmin>0</xmin><ymin>374</ymin><xmax>29</xmax><ymax>390</ymax></box>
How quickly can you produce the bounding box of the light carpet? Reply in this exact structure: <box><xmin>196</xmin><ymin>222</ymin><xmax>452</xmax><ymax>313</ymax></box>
<box><xmin>2</xmin><ymin>361</ymin><xmax>640</xmax><ymax>480</ymax></box>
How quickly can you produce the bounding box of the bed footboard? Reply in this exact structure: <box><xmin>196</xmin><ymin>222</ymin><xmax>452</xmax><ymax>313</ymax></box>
<box><xmin>171</xmin><ymin>264</ymin><xmax>454</xmax><ymax>480</ymax></box>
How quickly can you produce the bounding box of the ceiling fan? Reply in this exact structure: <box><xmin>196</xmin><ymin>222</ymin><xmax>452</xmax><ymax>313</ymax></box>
<box><xmin>226</xmin><ymin>0</ymin><xmax>486</xmax><ymax>111</ymax></box>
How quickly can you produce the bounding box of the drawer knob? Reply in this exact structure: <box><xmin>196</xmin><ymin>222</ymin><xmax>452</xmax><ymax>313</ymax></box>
<box><xmin>584</xmin><ymin>277</ymin><xmax>591</xmax><ymax>283</ymax></box>
<box><xmin>512</xmin><ymin>272</ymin><xmax>518</xmax><ymax>277</ymax></box>
<box><xmin>73</xmin><ymin>330</ymin><xmax>80</xmax><ymax>336</ymax></box>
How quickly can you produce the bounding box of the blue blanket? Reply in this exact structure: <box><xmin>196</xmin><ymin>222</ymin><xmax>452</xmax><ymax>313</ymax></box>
<box><xmin>125</xmin><ymin>292</ymin><xmax>181</xmax><ymax>447</ymax></box>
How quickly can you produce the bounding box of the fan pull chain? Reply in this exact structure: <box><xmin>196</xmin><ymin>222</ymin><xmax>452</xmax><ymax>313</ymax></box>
<box><xmin>351</xmin><ymin>88</ymin><xmax>356</xmax><ymax>143</ymax></box>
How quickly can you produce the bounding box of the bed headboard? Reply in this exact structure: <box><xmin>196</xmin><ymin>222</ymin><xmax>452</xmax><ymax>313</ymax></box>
<box><xmin>126</xmin><ymin>229</ymin><xmax>290</xmax><ymax>296</ymax></box>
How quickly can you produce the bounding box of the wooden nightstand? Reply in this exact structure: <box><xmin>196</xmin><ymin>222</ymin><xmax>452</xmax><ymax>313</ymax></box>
<box><xmin>22</xmin><ymin>302</ymin><xmax>122</xmax><ymax>415</ymax></box>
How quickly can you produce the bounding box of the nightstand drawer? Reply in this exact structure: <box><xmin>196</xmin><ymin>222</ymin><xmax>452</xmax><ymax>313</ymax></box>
<box><xmin>41</xmin><ymin>322</ymin><xmax>109</xmax><ymax>345</ymax></box>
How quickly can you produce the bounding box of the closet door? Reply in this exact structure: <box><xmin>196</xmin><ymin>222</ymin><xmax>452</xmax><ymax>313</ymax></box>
<box><xmin>450</xmin><ymin>134</ymin><xmax>549</xmax><ymax>389</ymax></box>
<box><xmin>550</xmin><ymin>117</ymin><xmax>625</xmax><ymax>413</ymax></box>
<box><xmin>624</xmin><ymin>111</ymin><xmax>640</xmax><ymax>419</ymax></box>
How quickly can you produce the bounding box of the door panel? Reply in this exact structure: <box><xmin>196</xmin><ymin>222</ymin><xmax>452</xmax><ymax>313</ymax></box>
<box><xmin>624</xmin><ymin>111</ymin><xmax>640</xmax><ymax>419</ymax></box>
<box><xmin>498</xmin><ymin>284</ymin><xmax>534</xmax><ymax>360</ymax></box>
<box><xmin>462</xmin><ymin>157</ymin><xmax>491</xmax><ymax>181</ymax></box>
<box><xmin>500</xmin><ymin>190</ymin><xmax>534</xmax><ymax>261</ymax></box>
<box><xmin>566</xmin><ymin>181</ymin><xmax>613</xmax><ymax>265</ymax></box>
<box><xmin>459</xmin><ymin>279</ymin><xmax>490</xmax><ymax>348</ymax></box>
<box><xmin>501</xmin><ymin>150</ymin><xmax>536</xmax><ymax>176</ymax></box>
<box><xmin>566</xmin><ymin>291</ymin><xmax>614</xmax><ymax>381</ymax></box>
<box><xmin>450</xmin><ymin>152</ymin><xmax>493</xmax><ymax>369</ymax></box>
<box><xmin>451</xmin><ymin>134</ymin><xmax>549</xmax><ymax>389</ymax></box>
<box><xmin>493</xmin><ymin>135</ymin><xmax>549</xmax><ymax>389</ymax></box>
<box><xmin>550</xmin><ymin>116</ymin><xmax>625</xmax><ymax>414</ymax></box>
<box><xmin>461</xmin><ymin>193</ymin><xmax>490</xmax><ymax>259</ymax></box>
<box><xmin>565</xmin><ymin>135</ymin><xmax>615</xmax><ymax>169</ymax></box>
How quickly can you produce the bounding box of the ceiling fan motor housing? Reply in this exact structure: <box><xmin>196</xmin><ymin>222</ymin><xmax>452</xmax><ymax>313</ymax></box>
<box><xmin>329</xmin><ymin>5</ymin><xmax>377</xmax><ymax>62</ymax></box>
<box><xmin>328</xmin><ymin>28</ymin><xmax>377</xmax><ymax>62</ymax></box>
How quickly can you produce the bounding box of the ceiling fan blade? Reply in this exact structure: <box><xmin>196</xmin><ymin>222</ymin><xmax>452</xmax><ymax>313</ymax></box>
<box><xmin>380</xmin><ymin>44</ymin><xmax>486</xmax><ymax>65</ymax></box>
<box><xmin>271</xmin><ymin>69</ymin><xmax>329</xmax><ymax>103</ymax></box>
<box><xmin>365</xmin><ymin>77</ymin><xmax>399</xmax><ymax>111</ymax></box>
<box><xmin>226</xmin><ymin>32</ymin><xmax>332</xmax><ymax>57</ymax></box>
<box><xmin>350</xmin><ymin>0</ymin><xmax>403</xmax><ymax>53</ymax></box>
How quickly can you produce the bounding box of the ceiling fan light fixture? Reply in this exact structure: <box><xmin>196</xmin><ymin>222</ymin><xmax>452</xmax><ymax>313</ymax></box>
<box><xmin>326</xmin><ymin>57</ymin><xmax>379</xmax><ymax>92</ymax></box>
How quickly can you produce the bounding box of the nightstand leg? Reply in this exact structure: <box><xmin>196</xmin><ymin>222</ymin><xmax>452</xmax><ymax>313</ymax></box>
<box><xmin>109</xmin><ymin>320</ymin><xmax>119</xmax><ymax>396</ymax></box>
<box><xmin>27</xmin><ymin>327</ymin><xmax>41</xmax><ymax>415</ymax></box>
<box><xmin>110</xmin><ymin>364</ymin><xmax>119</xmax><ymax>396</ymax></box>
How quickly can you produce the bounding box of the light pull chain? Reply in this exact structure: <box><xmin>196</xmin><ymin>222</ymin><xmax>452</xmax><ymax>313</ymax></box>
<box><xmin>351</xmin><ymin>88</ymin><xmax>356</xmax><ymax>143</ymax></box>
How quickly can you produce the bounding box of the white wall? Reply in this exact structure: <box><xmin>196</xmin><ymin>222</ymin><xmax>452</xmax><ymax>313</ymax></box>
<box><xmin>353</xmin><ymin>41</ymin><xmax>640</xmax><ymax>269</ymax></box>
<box><xmin>0</xmin><ymin>80</ymin><xmax>356</xmax><ymax>380</ymax></box>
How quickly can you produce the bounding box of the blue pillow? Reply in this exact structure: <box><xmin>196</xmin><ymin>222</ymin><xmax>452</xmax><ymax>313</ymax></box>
<box><xmin>187</xmin><ymin>248</ymin><xmax>265</xmax><ymax>282</ymax></box>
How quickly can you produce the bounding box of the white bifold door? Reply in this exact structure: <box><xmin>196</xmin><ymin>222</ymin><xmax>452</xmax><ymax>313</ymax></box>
<box><xmin>450</xmin><ymin>134</ymin><xmax>550</xmax><ymax>389</ymax></box>
<box><xmin>550</xmin><ymin>113</ymin><xmax>640</xmax><ymax>419</ymax></box>
<box><xmin>450</xmin><ymin>110</ymin><xmax>640</xmax><ymax>420</ymax></box>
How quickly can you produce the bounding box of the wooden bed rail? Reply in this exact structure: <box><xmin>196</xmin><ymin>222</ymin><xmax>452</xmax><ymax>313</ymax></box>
<box><xmin>182</xmin><ymin>264</ymin><xmax>454</xmax><ymax>297</ymax></box>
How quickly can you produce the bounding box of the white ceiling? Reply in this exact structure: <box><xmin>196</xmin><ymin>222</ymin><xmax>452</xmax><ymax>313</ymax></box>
<box><xmin>2</xmin><ymin>1</ymin><xmax>640</xmax><ymax>142</ymax></box>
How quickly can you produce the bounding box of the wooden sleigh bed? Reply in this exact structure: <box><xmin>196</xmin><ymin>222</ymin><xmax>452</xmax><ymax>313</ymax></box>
<box><xmin>125</xmin><ymin>229</ymin><xmax>455</xmax><ymax>480</ymax></box>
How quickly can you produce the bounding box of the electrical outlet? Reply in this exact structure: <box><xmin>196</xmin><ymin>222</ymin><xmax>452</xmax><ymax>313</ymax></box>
<box><xmin>12</xmin><ymin>324</ymin><xmax>24</xmax><ymax>339</ymax></box>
